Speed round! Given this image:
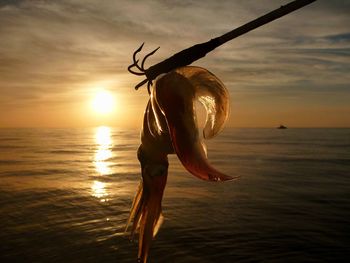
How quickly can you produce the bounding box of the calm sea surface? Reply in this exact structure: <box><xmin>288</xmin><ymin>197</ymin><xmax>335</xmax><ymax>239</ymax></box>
<box><xmin>0</xmin><ymin>127</ymin><xmax>349</xmax><ymax>263</ymax></box>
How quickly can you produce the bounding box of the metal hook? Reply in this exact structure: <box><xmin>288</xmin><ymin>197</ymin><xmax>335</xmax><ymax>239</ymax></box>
<box><xmin>127</xmin><ymin>43</ymin><xmax>160</xmax><ymax>91</ymax></box>
<box><xmin>141</xmin><ymin>47</ymin><xmax>160</xmax><ymax>70</ymax></box>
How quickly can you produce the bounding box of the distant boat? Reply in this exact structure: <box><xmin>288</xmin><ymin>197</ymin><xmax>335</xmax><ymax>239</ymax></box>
<box><xmin>277</xmin><ymin>125</ymin><xmax>287</xmax><ymax>129</ymax></box>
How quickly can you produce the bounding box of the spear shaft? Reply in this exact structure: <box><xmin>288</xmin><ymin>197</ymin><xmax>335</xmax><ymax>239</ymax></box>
<box><xmin>129</xmin><ymin>0</ymin><xmax>317</xmax><ymax>90</ymax></box>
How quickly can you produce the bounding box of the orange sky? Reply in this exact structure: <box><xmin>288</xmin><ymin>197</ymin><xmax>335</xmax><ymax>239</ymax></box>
<box><xmin>0</xmin><ymin>0</ymin><xmax>349</xmax><ymax>128</ymax></box>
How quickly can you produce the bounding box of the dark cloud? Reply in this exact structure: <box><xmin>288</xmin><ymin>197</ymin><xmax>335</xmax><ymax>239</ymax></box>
<box><xmin>324</xmin><ymin>32</ymin><xmax>350</xmax><ymax>43</ymax></box>
<box><xmin>0</xmin><ymin>0</ymin><xmax>23</xmax><ymax>8</ymax></box>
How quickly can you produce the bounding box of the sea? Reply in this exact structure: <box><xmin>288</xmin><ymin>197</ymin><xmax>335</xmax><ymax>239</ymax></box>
<box><xmin>0</xmin><ymin>127</ymin><xmax>349</xmax><ymax>263</ymax></box>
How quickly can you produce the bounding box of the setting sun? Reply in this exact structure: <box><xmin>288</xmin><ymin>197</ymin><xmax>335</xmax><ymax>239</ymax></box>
<box><xmin>91</xmin><ymin>90</ymin><xmax>115</xmax><ymax>114</ymax></box>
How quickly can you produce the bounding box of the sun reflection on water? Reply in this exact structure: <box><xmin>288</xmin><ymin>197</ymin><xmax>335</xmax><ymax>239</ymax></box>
<box><xmin>91</xmin><ymin>180</ymin><xmax>109</xmax><ymax>202</ymax></box>
<box><xmin>94</xmin><ymin>126</ymin><xmax>113</xmax><ymax>175</ymax></box>
<box><xmin>92</xmin><ymin>126</ymin><xmax>113</xmax><ymax>201</ymax></box>
<box><xmin>96</xmin><ymin>126</ymin><xmax>112</xmax><ymax>146</ymax></box>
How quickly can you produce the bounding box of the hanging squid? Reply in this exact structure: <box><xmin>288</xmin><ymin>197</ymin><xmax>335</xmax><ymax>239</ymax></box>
<box><xmin>125</xmin><ymin>66</ymin><xmax>237</xmax><ymax>262</ymax></box>
<box><xmin>125</xmin><ymin>2</ymin><xmax>317</xmax><ymax>262</ymax></box>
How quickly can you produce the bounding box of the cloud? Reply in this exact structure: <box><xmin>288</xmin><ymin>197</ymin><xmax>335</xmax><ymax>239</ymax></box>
<box><xmin>0</xmin><ymin>0</ymin><xmax>349</xmax><ymax>127</ymax></box>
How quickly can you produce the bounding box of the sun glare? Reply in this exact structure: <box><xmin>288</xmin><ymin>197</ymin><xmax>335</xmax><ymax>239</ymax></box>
<box><xmin>92</xmin><ymin>90</ymin><xmax>115</xmax><ymax>114</ymax></box>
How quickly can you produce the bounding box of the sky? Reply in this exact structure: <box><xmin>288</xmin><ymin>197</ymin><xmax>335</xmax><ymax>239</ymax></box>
<box><xmin>0</xmin><ymin>0</ymin><xmax>349</xmax><ymax>128</ymax></box>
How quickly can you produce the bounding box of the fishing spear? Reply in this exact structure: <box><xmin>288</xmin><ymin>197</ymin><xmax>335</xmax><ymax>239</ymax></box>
<box><xmin>128</xmin><ymin>0</ymin><xmax>317</xmax><ymax>92</ymax></box>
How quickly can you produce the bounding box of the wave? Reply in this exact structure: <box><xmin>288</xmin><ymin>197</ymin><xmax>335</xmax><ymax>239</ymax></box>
<box><xmin>0</xmin><ymin>168</ymin><xmax>79</xmax><ymax>177</ymax></box>
<box><xmin>0</xmin><ymin>145</ymin><xmax>25</xmax><ymax>149</ymax></box>
<box><xmin>262</xmin><ymin>157</ymin><xmax>350</xmax><ymax>165</ymax></box>
<box><xmin>0</xmin><ymin>160</ymin><xmax>23</xmax><ymax>164</ymax></box>
<box><xmin>49</xmin><ymin>150</ymin><xmax>90</xmax><ymax>154</ymax></box>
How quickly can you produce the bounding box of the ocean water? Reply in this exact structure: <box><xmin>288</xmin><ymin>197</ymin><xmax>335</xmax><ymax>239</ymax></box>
<box><xmin>0</xmin><ymin>127</ymin><xmax>349</xmax><ymax>263</ymax></box>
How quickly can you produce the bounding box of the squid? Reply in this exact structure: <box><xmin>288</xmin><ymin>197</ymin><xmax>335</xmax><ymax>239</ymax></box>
<box><xmin>125</xmin><ymin>66</ymin><xmax>238</xmax><ymax>263</ymax></box>
<box><xmin>124</xmin><ymin>2</ymin><xmax>318</xmax><ymax>261</ymax></box>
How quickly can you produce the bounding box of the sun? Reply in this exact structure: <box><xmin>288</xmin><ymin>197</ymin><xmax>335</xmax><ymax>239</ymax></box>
<box><xmin>91</xmin><ymin>90</ymin><xmax>115</xmax><ymax>114</ymax></box>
